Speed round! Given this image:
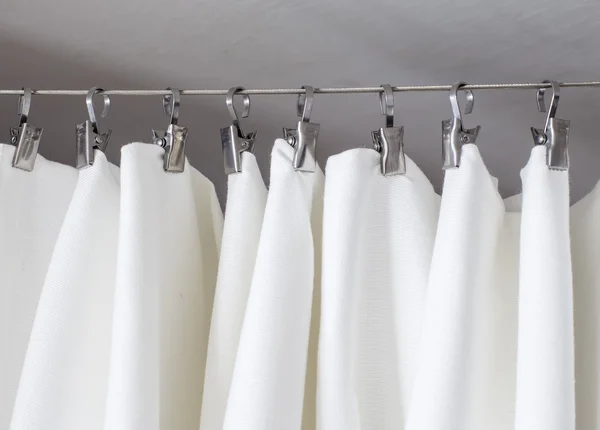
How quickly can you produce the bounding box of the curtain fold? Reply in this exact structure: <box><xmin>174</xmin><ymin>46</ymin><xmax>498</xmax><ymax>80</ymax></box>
<box><xmin>0</xmin><ymin>144</ymin><xmax>77</xmax><ymax>429</ymax></box>
<box><xmin>222</xmin><ymin>140</ymin><xmax>324</xmax><ymax>430</ymax></box>
<box><xmin>571</xmin><ymin>178</ymin><xmax>600</xmax><ymax>430</ymax></box>
<box><xmin>515</xmin><ymin>146</ymin><xmax>575</xmax><ymax>430</ymax></box>
<box><xmin>317</xmin><ymin>148</ymin><xmax>439</xmax><ymax>430</ymax></box>
<box><xmin>104</xmin><ymin>143</ymin><xmax>222</xmax><ymax>430</ymax></box>
<box><xmin>10</xmin><ymin>151</ymin><xmax>120</xmax><ymax>430</ymax></box>
<box><xmin>200</xmin><ymin>152</ymin><xmax>267</xmax><ymax>430</ymax></box>
<box><xmin>0</xmin><ymin>136</ymin><xmax>593</xmax><ymax>430</ymax></box>
<box><xmin>405</xmin><ymin>144</ymin><xmax>519</xmax><ymax>430</ymax></box>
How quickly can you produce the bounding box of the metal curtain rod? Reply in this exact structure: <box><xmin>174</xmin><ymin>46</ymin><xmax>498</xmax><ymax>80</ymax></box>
<box><xmin>1</xmin><ymin>81</ymin><xmax>600</xmax><ymax>96</ymax></box>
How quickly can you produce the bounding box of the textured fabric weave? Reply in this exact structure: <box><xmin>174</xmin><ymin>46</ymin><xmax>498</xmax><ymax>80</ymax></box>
<box><xmin>200</xmin><ymin>152</ymin><xmax>267</xmax><ymax>430</ymax></box>
<box><xmin>1</xmin><ymin>138</ymin><xmax>594</xmax><ymax>430</ymax></box>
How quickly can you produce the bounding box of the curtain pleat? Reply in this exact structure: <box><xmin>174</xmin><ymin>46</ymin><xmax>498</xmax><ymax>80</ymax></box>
<box><xmin>405</xmin><ymin>145</ymin><xmax>519</xmax><ymax>430</ymax></box>
<box><xmin>0</xmin><ymin>136</ymin><xmax>594</xmax><ymax>430</ymax></box>
<box><xmin>222</xmin><ymin>140</ymin><xmax>324</xmax><ymax>430</ymax></box>
<box><xmin>317</xmin><ymin>149</ymin><xmax>439</xmax><ymax>430</ymax></box>
<box><xmin>515</xmin><ymin>146</ymin><xmax>575</xmax><ymax>430</ymax></box>
<box><xmin>10</xmin><ymin>151</ymin><xmax>120</xmax><ymax>430</ymax></box>
<box><xmin>104</xmin><ymin>143</ymin><xmax>222</xmax><ymax>430</ymax></box>
<box><xmin>200</xmin><ymin>152</ymin><xmax>267</xmax><ymax>430</ymax></box>
<box><xmin>0</xmin><ymin>144</ymin><xmax>77</xmax><ymax>429</ymax></box>
<box><xmin>571</xmin><ymin>178</ymin><xmax>600</xmax><ymax>430</ymax></box>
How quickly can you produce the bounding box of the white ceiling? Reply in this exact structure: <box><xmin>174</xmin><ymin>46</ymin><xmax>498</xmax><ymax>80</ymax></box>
<box><xmin>0</xmin><ymin>0</ymin><xmax>599</xmax><ymax>202</ymax></box>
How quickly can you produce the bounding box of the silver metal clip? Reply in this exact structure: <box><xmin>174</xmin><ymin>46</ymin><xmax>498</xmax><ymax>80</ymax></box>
<box><xmin>530</xmin><ymin>80</ymin><xmax>569</xmax><ymax>170</ymax></box>
<box><xmin>10</xmin><ymin>88</ymin><xmax>43</xmax><ymax>171</ymax></box>
<box><xmin>220</xmin><ymin>86</ymin><xmax>257</xmax><ymax>174</ymax></box>
<box><xmin>442</xmin><ymin>81</ymin><xmax>481</xmax><ymax>169</ymax></box>
<box><xmin>283</xmin><ymin>85</ymin><xmax>319</xmax><ymax>172</ymax></box>
<box><xmin>76</xmin><ymin>87</ymin><xmax>112</xmax><ymax>169</ymax></box>
<box><xmin>152</xmin><ymin>88</ymin><xmax>188</xmax><ymax>173</ymax></box>
<box><xmin>371</xmin><ymin>84</ymin><xmax>405</xmax><ymax>176</ymax></box>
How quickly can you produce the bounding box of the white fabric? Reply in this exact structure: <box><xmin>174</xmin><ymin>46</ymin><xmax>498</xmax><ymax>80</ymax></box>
<box><xmin>1</xmin><ymin>136</ymin><xmax>594</xmax><ymax>430</ymax></box>
<box><xmin>223</xmin><ymin>140</ymin><xmax>324</xmax><ymax>430</ymax></box>
<box><xmin>200</xmin><ymin>152</ymin><xmax>267</xmax><ymax>430</ymax></box>
<box><xmin>317</xmin><ymin>149</ymin><xmax>439</xmax><ymax>430</ymax></box>
<box><xmin>571</xmin><ymin>178</ymin><xmax>600</xmax><ymax>430</ymax></box>
<box><xmin>514</xmin><ymin>146</ymin><xmax>575</xmax><ymax>430</ymax></box>
<box><xmin>10</xmin><ymin>151</ymin><xmax>120</xmax><ymax>430</ymax></box>
<box><xmin>405</xmin><ymin>144</ymin><xmax>521</xmax><ymax>430</ymax></box>
<box><xmin>104</xmin><ymin>143</ymin><xmax>222</xmax><ymax>430</ymax></box>
<box><xmin>0</xmin><ymin>144</ymin><xmax>77</xmax><ymax>429</ymax></box>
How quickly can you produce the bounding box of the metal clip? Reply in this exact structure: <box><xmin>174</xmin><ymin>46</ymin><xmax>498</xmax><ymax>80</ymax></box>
<box><xmin>152</xmin><ymin>88</ymin><xmax>188</xmax><ymax>173</ymax></box>
<box><xmin>76</xmin><ymin>87</ymin><xmax>112</xmax><ymax>169</ymax></box>
<box><xmin>220</xmin><ymin>86</ymin><xmax>257</xmax><ymax>174</ymax></box>
<box><xmin>10</xmin><ymin>88</ymin><xmax>43</xmax><ymax>171</ymax></box>
<box><xmin>283</xmin><ymin>85</ymin><xmax>319</xmax><ymax>172</ymax></box>
<box><xmin>371</xmin><ymin>84</ymin><xmax>405</xmax><ymax>176</ymax></box>
<box><xmin>442</xmin><ymin>81</ymin><xmax>481</xmax><ymax>169</ymax></box>
<box><xmin>530</xmin><ymin>80</ymin><xmax>569</xmax><ymax>170</ymax></box>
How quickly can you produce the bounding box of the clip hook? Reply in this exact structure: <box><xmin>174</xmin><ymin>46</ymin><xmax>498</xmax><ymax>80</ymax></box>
<box><xmin>530</xmin><ymin>80</ymin><xmax>569</xmax><ymax>170</ymax></box>
<box><xmin>535</xmin><ymin>80</ymin><xmax>560</xmax><ymax>137</ymax></box>
<box><xmin>163</xmin><ymin>87</ymin><xmax>180</xmax><ymax>126</ymax></box>
<box><xmin>17</xmin><ymin>87</ymin><xmax>32</xmax><ymax>126</ymax></box>
<box><xmin>378</xmin><ymin>84</ymin><xmax>394</xmax><ymax>128</ymax></box>
<box><xmin>226</xmin><ymin>86</ymin><xmax>251</xmax><ymax>135</ymax></box>
<box><xmin>449</xmin><ymin>81</ymin><xmax>474</xmax><ymax>121</ymax></box>
<box><xmin>371</xmin><ymin>84</ymin><xmax>405</xmax><ymax>176</ymax></box>
<box><xmin>76</xmin><ymin>88</ymin><xmax>112</xmax><ymax>169</ymax></box>
<box><xmin>283</xmin><ymin>85</ymin><xmax>320</xmax><ymax>172</ymax></box>
<box><xmin>221</xmin><ymin>86</ymin><xmax>257</xmax><ymax>174</ymax></box>
<box><xmin>86</xmin><ymin>87</ymin><xmax>111</xmax><ymax>133</ymax></box>
<box><xmin>442</xmin><ymin>81</ymin><xmax>480</xmax><ymax>169</ymax></box>
<box><xmin>10</xmin><ymin>87</ymin><xmax>43</xmax><ymax>171</ymax></box>
<box><xmin>298</xmin><ymin>85</ymin><xmax>314</xmax><ymax>123</ymax></box>
<box><xmin>151</xmin><ymin>88</ymin><xmax>188</xmax><ymax>173</ymax></box>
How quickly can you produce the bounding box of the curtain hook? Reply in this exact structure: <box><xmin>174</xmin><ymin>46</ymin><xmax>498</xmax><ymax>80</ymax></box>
<box><xmin>297</xmin><ymin>85</ymin><xmax>314</xmax><ymax>123</ymax></box>
<box><xmin>85</xmin><ymin>87</ymin><xmax>110</xmax><ymax>134</ymax></box>
<box><xmin>226</xmin><ymin>86</ymin><xmax>250</xmax><ymax>135</ymax></box>
<box><xmin>535</xmin><ymin>80</ymin><xmax>560</xmax><ymax>136</ymax></box>
<box><xmin>76</xmin><ymin>87</ymin><xmax>112</xmax><ymax>169</ymax></box>
<box><xmin>371</xmin><ymin>84</ymin><xmax>405</xmax><ymax>175</ymax></box>
<box><xmin>221</xmin><ymin>86</ymin><xmax>256</xmax><ymax>174</ymax></box>
<box><xmin>530</xmin><ymin>80</ymin><xmax>569</xmax><ymax>170</ymax></box>
<box><xmin>442</xmin><ymin>81</ymin><xmax>480</xmax><ymax>169</ymax></box>
<box><xmin>17</xmin><ymin>87</ymin><xmax>32</xmax><ymax>127</ymax></box>
<box><xmin>10</xmin><ymin>87</ymin><xmax>43</xmax><ymax>171</ymax></box>
<box><xmin>150</xmin><ymin>88</ymin><xmax>188</xmax><ymax>173</ymax></box>
<box><xmin>378</xmin><ymin>84</ymin><xmax>394</xmax><ymax>128</ymax></box>
<box><xmin>162</xmin><ymin>87</ymin><xmax>180</xmax><ymax>126</ymax></box>
<box><xmin>283</xmin><ymin>85</ymin><xmax>319</xmax><ymax>172</ymax></box>
<box><xmin>449</xmin><ymin>81</ymin><xmax>474</xmax><ymax>121</ymax></box>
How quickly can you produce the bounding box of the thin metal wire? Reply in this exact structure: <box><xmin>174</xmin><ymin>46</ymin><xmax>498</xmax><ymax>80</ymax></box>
<box><xmin>0</xmin><ymin>81</ymin><xmax>599</xmax><ymax>96</ymax></box>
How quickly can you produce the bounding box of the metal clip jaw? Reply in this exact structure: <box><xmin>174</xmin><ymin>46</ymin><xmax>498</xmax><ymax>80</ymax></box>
<box><xmin>530</xmin><ymin>80</ymin><xmax>569</xmax><ymax>171</ymax></box>
<box><xmin>10</xmin><ymin>88</ymin><xmax>43</xmax><ymax>172</ymax></box>
<box><xmin>76</xmin><ymin>121</ymin><xmax>111</xmax><ymax>169</ymax></box>
<box><xmin>76</xmin><ymin>88</ymin><xmax>112</xmax><ymax>169</ymax></box>
<box><xmin>283</xmin><ymin>122</ymin><xmax>320</xmax><ymax>172</ymax></box>
<box><xmin>152</xmin><ymin>124</ymin><xmax>188</xmax><ymax>173</ymax></box>
<box><xmin>220</xmin><ymin>125</ymin><xmax>256</xmax><ymax>174</ymax></box>
<box><xmin>372</xmin><ymin>127</ymin><xmax>405</xmax><ymax>176</ymax></box>
<box><xmin>442</xmin><ymin>118</ymin><xmax>480</xmax><ymax>169</ymax></box>
<box><xmin>152</xmin><ymin>88</ymin><xmax>187</xmax><ymax>173</ymax></box>
<box><xmin>371</xmin><ymin>84</ymin><xmax>405</xmax><ymax>176</ymax></box>
<box><xmin>221</xmin><ymin>86</ymin><xmax>257</xmax><ymax>175</ymax></box>
<box><xmin>442</xmin><ymin>82</ymin><xmax>480</xmax><ymax>169</ymax></box>
<box><xmin>283</xmin><ymin>86</ymin><xmax>320</xmax><ymax>172</ymax></box>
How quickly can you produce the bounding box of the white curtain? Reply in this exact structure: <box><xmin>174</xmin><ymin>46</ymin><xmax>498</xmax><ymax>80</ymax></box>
<box><xmin>0</xmin><ymin>139</ymin><xmax>596</xmax><ymax>430</ymax></box>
